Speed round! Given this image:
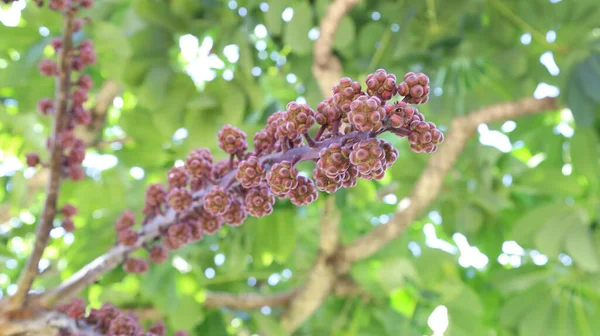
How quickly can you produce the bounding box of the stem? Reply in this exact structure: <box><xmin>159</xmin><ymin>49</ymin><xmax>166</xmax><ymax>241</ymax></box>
<box><xmin>314</xmin><ymin>124</ymin><xmax>327</xmax><ymax>141</ymax></box>
<box><xmin>9</xmin><ymin>10</ymin><xmax>75</xmax><ymax>310</ymax></box>
<box><xmin>303</xmin><ymin>133</ymin><xmax>317</xmax><ymax>147</ymax></box>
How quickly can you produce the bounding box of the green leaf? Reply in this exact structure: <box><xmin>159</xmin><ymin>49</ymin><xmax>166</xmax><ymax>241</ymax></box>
<box><xmin>570</xmin><ymin>127</ymin><xmax>600</xmax><ymax>179</ymax></box>
<box><xmin>534</xmin><ymin>205</ymin><xmax>587</xmax><ymax>258</ymax></box>
<box><xmin>333</xmin><ymin>17</ymin><xmax>355</xmax><ymax>51</ymax></box>
<box><xmin>455</xmin><ymin>204</ymin><xmax>484</xmax><ymax>234</ymax></box>
<box><xmin>264</xmin><ymin>1</ymin><xmax>288</xmax><ymax>36</ymax></box>
<box><xmin>566</xmin><ymin>69</ymin><xmax>598</xmax><ymax>126</ymax></box>
<box><xmin>577</xmin><ymin>52</ymin><xmax>600</xmax><ymax>103</ymax></box>
<box><xmin>169</xmin><ymin>296</ymin><xmax>204</xmax><ymax>331</ymax></box>
<box><xmin>358</xmin><ymin>22</ymin><xmax>385</xmax><ymax>56</ymax></box>
<box><xmin>133</xmin><ymin>0</ymin><xmax>189</xmax><ymax>32</ymax></box>
<box><xmin>565</xmin><ymin>223</ymin><xmax>600</xmax><ymax>272</ymax></box>
<box><xmin>518</xmin><ymin>294</ymin><xmax>554</xmax><ymax>336</ymax></box>
<box><xmin>511</xmin><ymin>202</ymin><xmax>572</xmax><ymax>245</ymax></box>
<box><xmin>499</xmin><ymin>285</ymin><xmax>549</xmax><ymax>328</ymax></box>
<box><xmin>389</xmin><ymin>288</ymin><xmax>417</xmax><ymax>317</ymax></box>
<box><xmin>253</xmin><ymin>313</ymin><xmax>289</xmax><ymax>336</ymax></box>
<box><xmin>92</xmin><ymin>21</ymin><xmax>132</xmax><ymax>79</ymax></box>
<box><xmin>376</xmin><ymin>257</ymin><xmax>419</xmax><ymax>292</ymax></box>
<box><xmin>283</xmin><ymin>1</ymin><xmax>313</xmax><ymax>55</ymax></box>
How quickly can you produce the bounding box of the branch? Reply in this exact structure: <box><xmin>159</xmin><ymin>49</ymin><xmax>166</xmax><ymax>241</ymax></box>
<box><xmin>77</xmin><ymin>80</ymin><xmax>121</xmax><ymax>145</ymax></box>
<box><xmin>204</xmin><ymin>289</ymin><xmax>298</xmax><ymax>309</ymax></box>
<box><xmin>312</xmin><ymin>0</ymin><xmax>359</xmax><ymax>97</ymax></box>
<box><xmin>340</xmin><ymin>96</ymin><xmax>559</xmax><ymax>263</ymax></box>
<box><xmin>9</xmin><ymin>10</ymin><xmax>76</xmax><ymax>309</ymax></box>
<box><xmin>280</xmin><ymin>197</ymin><xmax>341</xmax><ymax>333</ymax></box>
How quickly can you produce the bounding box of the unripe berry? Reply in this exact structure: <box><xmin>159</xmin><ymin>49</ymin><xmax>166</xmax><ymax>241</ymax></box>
<box><xmin>349</xmin><ymin>138</ymin><xmax>385</xmax><ymax>177</ymax></box>
<box><xmin>348</xmin><ymin>95</ymin><xmax>386</xmax><ymax>132</ymax></box>
<box><xmin>266</xmin><ymin>160</ymin><xmax>299</xmax><ymax>197</ymax></box>
<box><xmin>332</xmin><ymin>77</ymin><xmax>363</xmax><ymax>113</ymax></box>
<box><xmin>50</xmin><ymin>38</ymin><xmax>62</xmax><ymax>51</ymax></box>
<box><xmin>39</xmin><ymin>59</ymin><xmax>57</xmax><ymax>76</ymax></box>
<box><xmin>58</xmin><ymin>130</ymin><xmax>77</xmax><ymax>148</ymax></box>
<box><xmin>197</xmin><ymin>208</ymin><xmax>223</xmax><ymax>234</ymax></box>
<box><xmin>288</xmin><ymin>176</ymin><xmax>318</xmax><ymax>206</ymax></box>
<box><xmin>407</xmin><ymin>121</ymin><xmax>444</xmax><ymax>153</ymax></box>
<box><xmin>341</xmin><ymin>165</ymin><xmax>359</xmax><ymax>188</ymax></box>
<box><xmin>164</xmin><ymin>222</ymin><xmax>191</xmax><ymax>250</ymax></box>
<box><xmin>366</xmin><ymin>69</ymin><xmax>397</xmax><ymax>101</ymax></box>
<box><xmin>223</xmin><ymin>198</ymin><xmax>247</xmax><ymax>226</ymax></box>
<box><xmin>79</xmin><ymin>41</ymin><xmax>97</xmax><ymax>65</ymax></box>
<box><xmin>244</xmin><ymin>184</ymin><xmax>275</xmax><ymax>218</ymax></box>
<box><xmin>185</xmin><ymin>148</ymin><xmax>213</xmax><ymax>178</ymax></box>
<box><xmin>266</xmin><ymin>111</ymin><xmax>286</xmax><ymax>136</ymax></box>
<box><xmin>71</xmin><ymin>57</ymin><xmax>84</xmax><ymax>72</ymax></box>
<box><xmin>145</xmin><ymin>183</ymin><xmax>167</xmax><ymax>208</ymax></box>
<box><xmin>236</xmin><ymin>156</ymin><xmax>264</xmax><ymax>188</ymax></box>
<box><xmin>65</xmin><ymin>298</ymin><xmax>86</xmax><ymax>319</ymax></box>
<box><xmin>68</xmin><ymin>140</ymin><xmax>86</xmax><ymax>165</ymax></box>
<box><xmin>38</xmin><ymin>98</ymin><xmax>54</xmax><ymax>115</ymax></box>
<box><xmin>149</xmin><ymin>245</ymin><xmax>168</xmax><ymax>264</ymax></box>
<box><xmin>317</xmin><ymin>143</ymin><xmax>351</xmax><ymax>179</ymax></box>
<box><xmin>108</xmin><ymin>313</ymin><xmax>141</xmax><ymax>335</ymax></box>
<box><xmin>69</xmin><ymin>165</ymin><xmax>85</xmax><ymax>181</ymax></box>
<box><xmin>115</xmin><ymin>209</ymin><xmax>135</xmax><ymax>231</ymax></box>
<box><xmin>167</xmin><ymin>166</ymin><xmax>189</xmax><ymax>189</ymax></box>
<box><xmin>73</xmin><ymin>19</ymin><xmax>83</xmax><ymax>32</ymax></box>
<box><xmin>118</xmin><ymin>229</ymin><xmax>138</xmax><ymax>246</ymax></box>
<box><xmin>253</xmin><ymin>129</ymin><xmax>275</xmax><ymax>155</ymax></box>
<box><xmin>212</xmin><ymin>158</ymin><xmax>237</xmax><ymax>180</ymax></box>
<box><xmin>398</xmin><ymin>72</ymin><xmax>430</xmax><ymax>104</ymax></box>
<box><xmin>72</xmin><ymin>88</ymin><xmax>89</xmax><ymax>106</ymax></box>
<box><xmin>49</xmin><ymin>0</ymin><xmax>65</xmax><ymax>10</ymax></box>
<box><xmin>175</xmin><ymin>332</ymin><xmax>189</xmax><ymax>336</ymax></box>
<box><xmin>62</xmin><ymin>218</ymin><xmax>75</xmax><ymax>232</ymax></box>
<box><xmin>190</xmin><ymin>177</ymin><xmax>206</xmax><ymax>192</ymax></box>
<box><xmin>73</xmin><ymin>106</ymin><xmax>92</xmax><ymax>125</ymax></box>
<box><xmin>278</xmin><ymin>102</ymin><xmax>315</xmax><ymax>138</ymax></box>
<box><xmin>25</xmin><ymin>152</ymin><xmax>40</xmax><ymax>167</ymax></box>
<box><xmin>167</xmin><ymin>187</ymin><xmax>192</xmax><ymax>212</ymax></box>
<box><xmin>77</xmin><ymin>74</ymin><xmax>93</xmax><ymax>89</ymax></box>
<box><xmin>379</xmin><ymin>139</ymin><xmax>399</xmax><ymax>167</ymax></box>
<box><xmin>203</xmin><ymin>186</ymin><xmax>232</xmax><ymax>216</ymax></box>
<box><xmin>149</xmin><ymin>321</ymin><xmax>167</xmax><ymax>336</ymax></box>
<box><xmin>316</xmin><ymin>97</ymin><xmax>342</xmax><ymax>126</ymax></box>
<box><xmin>61</xmin><ymin>203</ymin><xmax>78</xmax><ymax>217</ymax></box>
<box><xmin>313</xmin><ymin>167</ymin><xmax>342</xmax><ymax>194</ymax></box>
<box><xmin>185</xmin><ymin>216</ymin><xmax>204</xmax><ymax>242</ymax></box>
<box><xmin>218</xmin><ymin>124</ymin><xmax>248</xmax><ymax>155</ymax></box>
<box><xmin>78</xmin><ymin>0</ymin><xmax>94</xmax><ymax>9</ymax></box>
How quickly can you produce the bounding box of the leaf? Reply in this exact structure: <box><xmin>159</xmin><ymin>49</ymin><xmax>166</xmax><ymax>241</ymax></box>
<box><xmin>511</xmin><ymin>202</ymin><xmax>572</xmax><ymax>245</ymax></box>
<box><xmin>570</xmin><ymin>127</ymin><xmax>600</xmax><ymax>179</ymax></box>
<box><xmin>534</xmin><ymin>205</ymin><xmax>587</xmax><ymax>258</ymax></box>
<box><xmin>389</xmin><ymin>288</ymin><xmax>417</xmax><ymax>317</ymax></box>
<box><xmin>518</xmin><ymin>294</ymin><xmax>554</xmax><ymax>336</ymax></box>
<box><xmin>92</xmin><ymin>21</ymin><xmax>132</xmax><ymax>79</ymax></box>
<box><xmin>376</xmin><ymin>257</ymin><xmax>419</xmax><ymax>291</ymax></box>
<box><xmin>264</xmin><ymin>0</ymin><xmax>289</xmax><ymax>36</ymax></box>
<box><xmin>566</xmin><ymin>70</ymin><xmax>598</xmax><ymax>126</ymax></box>
<box><xmin>455</xmin><ymin>204</ymin><xmax>483</xmax><ymax>234</ymax></box>
<box><xmin>333</xmin><ymin>17</ymin><xmax>355</xmax><ymax>50</ymax></box>
<box><xmin>133</xmin><ymin>0</ymin><xmax>189</xmax><ymax>32</ymax></box>
<box><xmin>565</xmin><ymin>223</ymin><xmax>600</xmax><ymax>272</ymax></box>
<box><xmin>253</xmin><ymin>313</ymin><xmax>289</xmax><ymax>336</ymax></box>
<box><xmin>169</xmin><ymin>296</ymin><xmax>205</xmax><ymax>331</ymax></box>
<box><xmin>489</xmin><ymin>266</ymin><xmax>552</xmax><ymax>294</ymax></box>
<box><xmin>499</xmin><ymin>285</ymin><xmax>549</xmax><ymax>328</ymax></box>
<box><xmin>577</xmin><ymin>52</ymin><xmax>600</xmax><ymax>103</ymax></box>
<box><xmin>283</xmin><ymin>1</ymin><xmax>313</xmax><ymax>55</ymax></box>
<box><xmin>358</xmin><ymin>22</ymin><xmax>385</xmax><ymax>56</ymax></box>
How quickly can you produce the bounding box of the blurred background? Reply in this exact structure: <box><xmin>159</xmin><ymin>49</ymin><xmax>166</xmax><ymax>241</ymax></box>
<box><xmin>0</xmin><ymin>0</ymin><xmax>599</xmax><ymax>335</ymax></box>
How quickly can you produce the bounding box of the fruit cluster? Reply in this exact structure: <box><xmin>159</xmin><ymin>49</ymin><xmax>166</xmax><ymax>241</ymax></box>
<box><xmin>56</xmin><ymin>299</ymin><xmax>188</xmax><ymax>336</ymax></box>
<box><xmin>103</xmin><ymin>69</ymin><xmax>443</xmax><ymax>281</ymax></box>
<box><xmin>25</xmin><ymin>1</ymin><xmax>97</xmax><ymax>184</ymax></box>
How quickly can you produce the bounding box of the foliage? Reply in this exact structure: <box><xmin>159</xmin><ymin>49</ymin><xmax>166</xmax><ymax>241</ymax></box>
<box><xmin>1</xmin><ymin>0</ymin><xmax>600</xmax><ymax>335</ymax></box>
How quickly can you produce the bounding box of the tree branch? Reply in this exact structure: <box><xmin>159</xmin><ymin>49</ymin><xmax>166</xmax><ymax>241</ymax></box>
<box><xmin>312</xmin><ymin>0</ymin><xmax>359</xmax><ymax>97</ymax></box>
<box><xmin>9</xmin><ymin>10</ymin><xmax>76</xmax><ymax>309</ymax></box>
<box><xmin>340</xmin><ymin>96</ymin><xmax>559</xmax><ymax>263</ymax></box>
<box><xmin>204</xmin><ymin>289</ymin><xmax>299</xmax><ymax>310</ymax></box>
<box><xmin>280</xmin><ymin>197</ymin><xmax>341</xmax><ymax>333</ymax></box>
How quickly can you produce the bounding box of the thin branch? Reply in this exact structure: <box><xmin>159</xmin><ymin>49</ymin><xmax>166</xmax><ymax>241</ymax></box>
<box><xmin>312</xmin><ymin>0</ymin><xmax>359</xmax><ymax>97</ymax></box>
<box><xmin>280</xmin><ymin>197</ymin><xmax>341</xmax><ymax>333</ymax></box>
<box><xmin>340</xmin><ymin>96</ymin><xmax>559</xmax><ymax>263</ymax></box>
<box><xmin>9</xmin><ymin>10</ymin><xmax>76</xmax><ymax>309</ymax></box>
<box><xmin>204</xmin><ymin>289</ymin><xmax>299</xmax><ymax>309</ymax></box>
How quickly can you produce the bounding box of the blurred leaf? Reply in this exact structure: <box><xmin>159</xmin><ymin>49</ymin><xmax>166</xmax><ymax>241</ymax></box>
<box><xmin>533</xmin><ymin>205</ymin><xmax>587</xmax><ymax>258</ymax></box>
<box><xmin>389</xmin><ymin>288</ymin><xmax>417</xmax><ymax>317</ymax></box>
<box><xmin>92</xmin><ymin>21</ymin><xmax>132</xmax><ymax>79</ymax></box>
<box><xmin>333</xmin><ymin>17</ymin><xmax>355</xmax><ymax>51</ymax></box>
<box><xmin>565</xmin><ymin>223</ymin><xmax>600</xmax><ymax>272</ymax></box>
<box><xmin>253</xmin><ymin>313</ymin><xmax>288</xmax><ymax>336</ymax></box>
<box><xmin>283</xmin><ymin>1</ymin><xmax>313</xmax><ymax>55</ymax></box>
<box><xmin>570</xmin><ymin>127</ymin><xmax>600</xmax><ymax>179</ymax></box>
<box><xmin>566</xmin><ymin>69</ymin><xmax>598</xmax><ymax>126</ymax></box>
<box><xmin>376</xmin><ymin>257</ymin><xmax>419</xmax><ymax>292</ymax></box>
<box><xmin>264</xmin><ymin>0</ymin><xmax>289</xmax><ymax>36</ymax></box>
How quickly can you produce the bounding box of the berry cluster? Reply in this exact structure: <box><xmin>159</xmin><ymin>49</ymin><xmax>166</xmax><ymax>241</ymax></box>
<box><xmin>60</xmin><ymin>203</ymin><xmax>77</xmax><ymax>232</ymax></box>
<box><xmin>109</xmin><ymin>69</ymin><xmax>442</xmax><ymax>280</ymax></box>
<box><xmin>56</xmin><ymin>299</ymin><xmax>189</xmax><ymax>336</ymax></box>
<box><xmin>26</xmin><ymin>2</ymin><xmax>97</xmax><ymax>183</ymax></box>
